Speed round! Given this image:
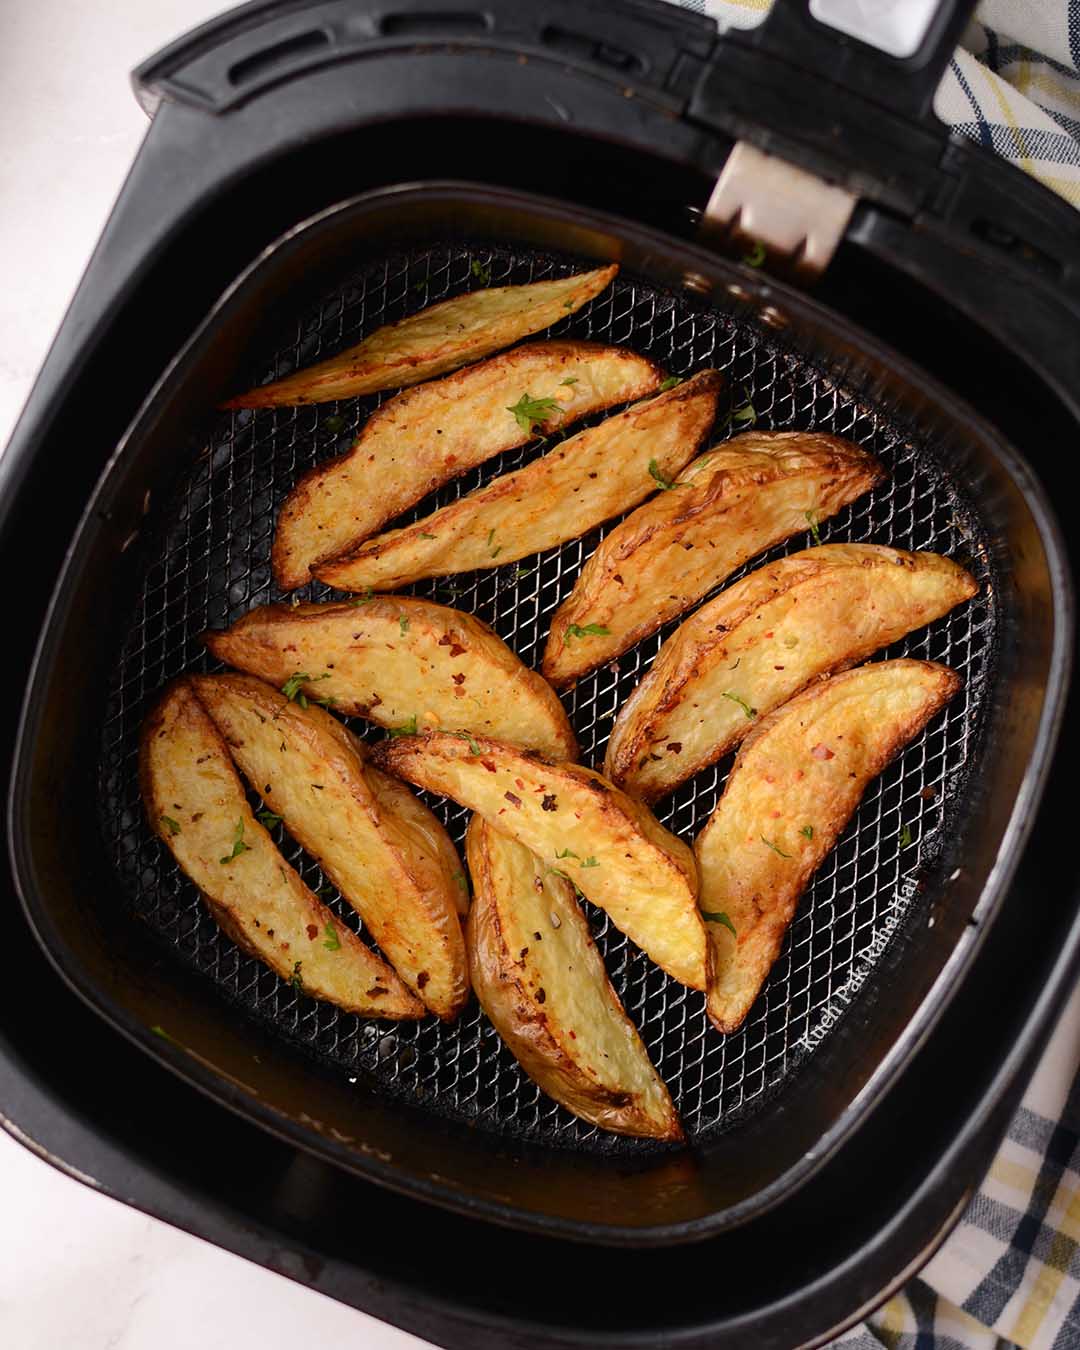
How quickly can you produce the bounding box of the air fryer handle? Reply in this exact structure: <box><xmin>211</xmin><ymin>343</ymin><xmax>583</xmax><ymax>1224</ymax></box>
<box><xmin>750</xmin><ymin>0</ymin><xmax>978</xmax><ymax>124</ymax></box>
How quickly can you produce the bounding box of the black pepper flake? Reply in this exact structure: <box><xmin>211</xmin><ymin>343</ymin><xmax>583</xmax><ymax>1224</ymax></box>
<box><xmin>505</xmin><ymin>791</ymin><xmax>522</xmax><ymax>808</ymax></box>
<box><xmin>541</xmin><ymin>794</ymin><xmax>558</xmax><ymax>811</ymax></box>
<box><xmin>536</xmin><ymin>988</ymin><xmax>546</xmax><ymax>1004</ymax></box>
<box><xmin>667</xmin><ymin>742</ymin><xmax>682</xmax><ymax>754</ymax></box>
<box><xmin>417</xmin><ymin>971</ymin><xmax>430</xmax><ymax>989</ymax></box>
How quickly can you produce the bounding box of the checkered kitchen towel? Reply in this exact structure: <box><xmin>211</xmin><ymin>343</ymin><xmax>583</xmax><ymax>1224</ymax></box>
<box><xmin>665</xmin><ymin>3</ymin><xmax>1080</xmax><ymax>1346</ymax></box>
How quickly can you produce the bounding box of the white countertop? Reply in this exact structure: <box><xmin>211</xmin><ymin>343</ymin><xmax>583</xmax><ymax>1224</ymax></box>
<box><xmin>0</xmin><ymin>4</ymin><xmax>422</xmax><ymax>1345</ymax></box>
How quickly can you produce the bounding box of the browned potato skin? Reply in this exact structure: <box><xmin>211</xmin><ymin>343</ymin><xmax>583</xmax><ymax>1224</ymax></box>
<box><xmin>543</xmin><ymin>431</ymin><xmax>885</xmax><ymax>688</ymax></box>
<box><xmin>139</xmin><ymin>680</ymin><xmax>422</xmax><ymax>1018</ymax></box>
<box><xmin>190</xmin><ymin>674</ymin><xmax>469</xmax><ymax>1019</ymax></box>
<box><xmin>271</xmin><ymin>339</ymin><xmax>662</xmax><ymax>588</ymax></box>
<box><xmin>373</xmin><ymin>732</ymin><xmax>707</xmax><ymax>990</ymax></box>
<box><xmin>606</xmin><ymin>545</ymin><xmax>977</xmax><ymax>801</ymax></box>
<box><xmin>224</xmin><ymin>265</ymin><xmax>619</xmax><ymax>409</ymax></box>
<box><xmin>466</xmin><ymin>819</ymin><xmax>682</xmax><ymax>1141</ymax></box>
<box><xmin>203</xmin><ymin>596</ymin><xmax>576</xmax><ymax>761</ymax></box>
<box><xmin>695</xmin><ymin>660</ymin><xmax>961</xmax><ymax>1033</ymax></box>
<box><xmin>313</xmin><ymin>371</ymin><xmax>723</xmax><ymax>593</ymax></box>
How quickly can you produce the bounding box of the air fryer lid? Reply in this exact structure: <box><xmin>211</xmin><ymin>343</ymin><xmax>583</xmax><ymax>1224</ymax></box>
<box><xmin>8</xmin><ymin>179</ymin><xmax>1071</xmax><ymax>1243</ymax></box>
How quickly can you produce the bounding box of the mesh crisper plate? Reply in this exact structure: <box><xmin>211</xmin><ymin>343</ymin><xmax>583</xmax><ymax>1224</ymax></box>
<box><xmin>99</xmin><ymin>242</ymin><xmax>996</xmax><ymax>1155</ymax></box>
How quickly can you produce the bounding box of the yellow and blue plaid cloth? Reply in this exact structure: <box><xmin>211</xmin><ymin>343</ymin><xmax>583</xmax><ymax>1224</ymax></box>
<box><xmin>666</xmin><ymin>4</ymin><xmax>1080</xmax><ymax>1344</ymax></box>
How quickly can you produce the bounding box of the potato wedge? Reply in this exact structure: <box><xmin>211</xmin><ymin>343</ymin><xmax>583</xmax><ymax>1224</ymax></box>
<box><xmin>139</xmin><ymin>680</ymin><xmax>421</xmax><ymax>1018</ymax></box>
<box><xmin>224</xmin><ymin>265</ymin><xmax>619</xmax><ymax>409</ymax></box>
<box><xmin>190</xmin><ymin>674</ymin><xmax>468</xmax><ymax>1019</ymax></box>
<box><xmin>606</xmin><ymin>545</ymin><xmax>976</xmax><ymax>801</ymax></box>
<box><xmin>543</xmin><ymin>431</ymin><xmax>885</xmax><ymax>687</ymax></box>
<box><xmin>272</xmin><ymin>339</ymin><xmax>662</xmax><ymax>588</ymax></box>
<box><xmin>695</xmin><ymin>659</ymin><xmax>961</xmax><ymax>1032</ymax></box>
<box><xmin>203</xmin><ymin>596</ymin><xmax>576</xmax><ymax>761</ymax></box>
<box><xmin>314</xmin><ymin>371</ymin><xmax>723</xmax><ymax>592</ymax></box>
<box><xmin>466</xmin><ymin>818</ymin><xmax>682</xmax><ymax>1141</ymax></box>
<box><xmin>373</xmin><ymin>732</ymin><xmax>706</xmax><ymax>990</ymax></box>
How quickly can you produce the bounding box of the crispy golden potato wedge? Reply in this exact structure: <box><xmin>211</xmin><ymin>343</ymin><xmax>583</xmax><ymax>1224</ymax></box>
<box><xmin>190</xmin><ymin>674</ymin><xmax>469</xmax><ymax>1019</ymax></box>
<box><xmin>314</xmin><ymin>371</ymin><xmax>723</xmax><ymax>593</ymax></box>
<box><xmin>543</xmin><ymin>431</ymin><xmax>885</xmax><ymax>687</ymax></box>
<box><xmin>272</xmin><ymin>339</ymin><xmax>662</xmax><ymax>588</ymax></box>
<box><xmin>373</xmin><ymin>732</ymin><xmax>706</xmax><ymax>990</ymax></box>
<box><xmin>224</xmin><ymin>265</ymin><xmax>620</xmax><ymax>408</ymax></box>
<box><xmin>466</xmin><ymin>818</ymin><xmax>682</xmax><ymax>1141</ymax></box>
<box><xmin>139</xmin><ymin>680</ymin><xmax>422</xmax><ymax>1018</ymax></box>
<box><xmin>203</xmin><ymin>596</ymin><xmax>576</xmax><ymax>761</ymax></box>
<box><xmin>606</xmin><ymin>545</ymin><xmax>976</xmax><ymax>801</ymax></box>
<box><xmin>695</xmin><ymin>659</ymin><xmax>961</xmax><ymax>1033</ymax></box>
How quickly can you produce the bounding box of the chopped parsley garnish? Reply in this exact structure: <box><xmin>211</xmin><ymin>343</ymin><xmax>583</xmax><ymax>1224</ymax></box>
<box><xmin>471</xmin><ymin>259</ymin><xmax>491</xmax><ymax>285</ymax></box>
<box><xmin>387</xmin><ymin>714</ymin><xmax>418</xmax><ymax>738</ymax></box>
<box><xmin>323</xmin><ymin>923</ymin><xmax>341</xmax><ymax>952</ymax></box>
<box><xmin>742</xmin><ymin>241</ymin><xmax>767</xmax><ymax>268</ymax></box>
<box><xmin>648</xmin><ymin>457</ymin><xmax>681</xmax><ymax>491</ymax></box>
<box><xmin>256</xmin><ymin>809</ymin><xmax>283</xmax><ymax>830</ymax></box>
<box><xmin>451</xmin><ymin>870</ymin><xmax>468</xmax><ymax>892</ymax></box>
<box><xmin>563</xmin><ymin>623</ymin><xmax>610</xmax><ymax>644</ymax></box>
<box><xmin>721</xmin><ymin>384</ymin><xmax>757</xmax><ymax>431</ymax></box>
<box><xmin>761</xmin><ymin>835</ymin><xmax>792</xmax><ymax>859</ymax></box>
<box><xmin>560</xmin><ymin>376</ymin><xmax>579</xmax><ymax>386</ymax></box>
<box><xmin>800</xmin><ymin>824</ymin><xmax>814</xmax><ymax>840</ymax></box>
<box><xmin>160</xmin><ymin>814</ymin><xmax>181</xmax><ymax>836</ymax></box>
<box><xmin>418</xmin><ymin>531</ymin><xmax>436</xmax><ymax>540</ymax></box>
<box><xmin>579</xmin><ymin>856</ymin><xmax>599</xmax><ymax>869</ymax></box>
<box><xmin>805</xmin><ymin>510</ymin><xmax>822</xmax><ymax>545</ymax></box>
<box><xmin>555</xmin><ymin>848</ymin><xmax>580</xmax><ymax>860</ymax></box>
<box><xmin>722</xmin><ymin>690</ymin><xmax>756</xmax><ymax>719</ymax></box>
<box><xmin>659</xmin><ymin>375</ymin><xmax>684</xmax><ymax>392</ymax></box>
<box><xmin>702</xmin><ymin>910</ymin><xmax>737</xmax><ymax>937</ymax></box>
<box><xmin>486</xmin><ymin>527</ymin><xmax>501</xmax><ymax>558</ymax></box>
<box><xmin>451</xmin><ymin>730</ymin><xmax>482</xmax><ymax>755</ymax></box>
<box><xmin>289</xmin><ymin>960</ymin><xmax>304</xmax><ymax>992</ymax></box>
<box><xmin>281</xmin><ymin>671</ymin><xmax>331</xmax><ymax>709</ymax></box>
<box><xmin>349</xmin><ymin>588</ymin><xmax>376</xmax><ymax>605</ymax></box>
<box><xmin>511</xmin><ymin>563</ymin><xmax>532</xmax><ymax>581</ymax></box>
<box><xmin>220</xmin><ymin>819</ymin><xmax>250</xmax><ymax>865</ymax></box>
<box><xmin>732</xmin><ymin>399</ymin><xmax>757</xmax><ymax>427</ymax></box>
<box><xmin>414</xmin><ymin>279</ymin><xmax>429</xmax><ymax>295</ymax></box>
<box><xmin>321</xmin><ymin>414</ymin><xmax>345</xmax><ymax>435</ymax></box>
<box><xmin>506</xmin><ymin>392</ymin><xmax>559</xmax><ymax>435</ymax></box>
<box><xmin>399</xmin><ymin>614</ymin><xmax>410</xmax><ymax>637</ymax></box>
<box><xmin>900</xmin><ymin>824</ymin><xmax>913</xmax><ymax>848</ymax></box>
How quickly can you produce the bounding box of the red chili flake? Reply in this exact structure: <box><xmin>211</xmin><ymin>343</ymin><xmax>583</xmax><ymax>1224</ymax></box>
<box><xmin>613</xmin><ymin>574</ymin><xmax>624</xmax><ymax>585</ymax></box>
<box><xmin>921</xmin><ymin>786</ymin><xmax>937</xmax><ymax>800</ymax></box>
<box><xmin>505</xmin><ymin>791</ymin><xmax>522</xmax><ymax>808</ymax></box>
<box><xmin>667</xmin><ymin>742</ymin><xmax>683</xmax><ymax>754</ymax></box>
<box><xmin>438</xmin><ymin>634</ymin><xmax>452</xmax><ymax>646</ymax></box>
<box><xmin>520</xmin><ymin>947</ymin><xmax>529</xmax><ymax>958</ymax></box>
<box><xmin>452</xmin><ymin>672</ymin><xmax>466</xmax><ymax>685</ymax></box>
<box><xmin>811</xmin><ymin>743</ymin><xmax>835</xmax><ymax>760</ymax></box>
<box><xmin>536</xmin><ymin>988</ymin><xmax>546</xmax><ymax>1004</ymax></box>
<box><xmin>417</xmin><ymin>972</ymin><xmax>430</xmax><ymax>990</ymax></box>
<box><xmin>774</xmin><ymin>665</ymin><xmax>785</xmax><ymax>670</ymax></box>
<box><xmin>482</xmin><ymin>759</ymin><xmax>497</xmax><ymax>773</ymax></box>
<box><xmin>449</xmin><ymin>643</ymin><xmax>466</xmax><ymax>657</ymax></box>
<box><xmin>367</xmin><ymin>986</ymin><xmax>388</xmax><ymax>997</ymax></box>
<box><xmin>306</xmin><ymin>924</ymin><xmax>318</xmax><ymax>940</ymax></box>
<box><xmin>542</xmin><ymin>794</ymin><xmax>558</xmax><ymax>811</ymax></box>
<box><xmin>515</xmin><ymin>778</ymin><xmax>525</xmax><ymax>790</ymax></box>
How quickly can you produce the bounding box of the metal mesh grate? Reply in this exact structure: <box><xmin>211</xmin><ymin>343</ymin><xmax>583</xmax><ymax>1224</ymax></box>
<box><xmin>98</xmin><ymin>242</ymin><xmax>996</xmax><ymax>1155</ymax></box>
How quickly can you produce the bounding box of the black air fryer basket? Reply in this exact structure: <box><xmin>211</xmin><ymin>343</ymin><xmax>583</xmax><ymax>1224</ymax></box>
<box><xmin>2</xmin><ymin>1</ymin><xmax>1078</xmax><ymax>1344</ymax></box>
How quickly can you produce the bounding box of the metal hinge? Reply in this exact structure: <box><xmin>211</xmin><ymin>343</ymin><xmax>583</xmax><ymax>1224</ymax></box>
<box><xmin>700</xmin><ymin>142</ymin><xmax>857</xmax><ymax>280</ymax></box>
